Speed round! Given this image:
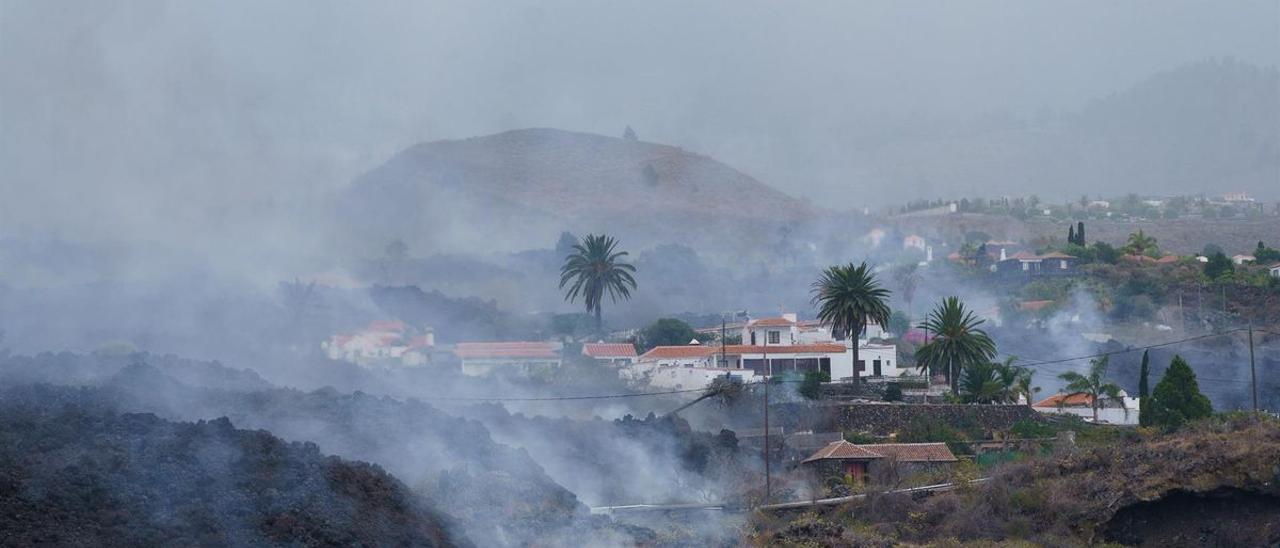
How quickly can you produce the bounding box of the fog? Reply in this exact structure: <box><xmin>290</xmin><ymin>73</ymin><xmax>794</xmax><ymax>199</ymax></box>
<box><xmin>4</xmin><ymin>1</ymin><xmax>1278</xmax><ymax>257</ymax></box>
<box><xmin>2</xmin><ymin>2</ymin><xmax>1278</xmax><ymax>545</ymax></box>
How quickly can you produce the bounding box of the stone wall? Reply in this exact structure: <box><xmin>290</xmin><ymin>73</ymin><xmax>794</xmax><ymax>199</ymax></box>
<box><xmin>771</xmin><ymin>402</ymin><xmax>1046</xmax><ymax>435</ymax></box>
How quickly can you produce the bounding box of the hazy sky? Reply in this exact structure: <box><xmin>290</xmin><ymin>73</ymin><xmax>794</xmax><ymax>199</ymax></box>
<box><xmin>2</xmin><ymin>0</ymin><xmax>1278</xmax><ymax>247</ymax></box>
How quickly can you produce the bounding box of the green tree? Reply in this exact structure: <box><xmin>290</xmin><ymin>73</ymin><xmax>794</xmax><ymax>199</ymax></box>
<box><xmin>1057</xmin><ymin>356</ymin><xmax>1124</xmax><ymax>423</ymax></box>
<box><xmin>559</xmin><ymin>233</ymin><xmax>637</xmax><ymax>332</ymax></box>
<box><xmin>915</xmin><ymin>297</ymin><xmax>997</xmax><ymax>394</ymax></box>
<box><xmin>636</xmin><ymin>318</ymin><xmax>703</xmax><ymax>353</ymax></box>
<box><xmin>1076</xmin><ymin>221</ymin><xmax>1085</xmax><ymax>246</ymax></box>
<box><xmin>1203</xmin><ymin>251</ymin><xmax>1234</xmax><ymax>280</ymax></box>
<box><xmin>798</xmin><ymin>370</ymin><xmax>831</xmax><ymax>400</ymax></box>
<box><xmin>882</xmin><ymin>382</ymin><xmax>903</xmax><ymax>402</ymax></box>
<box><xmin>1137</xmin><ymin>350</ymin><xmax>1152</xmax><ymax>427</ymax></box>
<box><xmin>1093</xmin><ymin>241</ymin><xmax>1121</xmax><ymax>264</ymax></box>
<box><xmin>958</xmin><ymin>361</ymin><xmax>1006</xmax><ymax>403</ymax></box>
<box><xmin>811</xmin><ymin>262</ymin><xmax>892</xmax><ymax>391</ymax></box>
<box><xmin>1123</xmin><ymin>230</ymin><xmax>1159</xmax><ymax>256</ymax></box>
<box><xmin>1254</xmin><ymin>240</ymin><xmax>1280</xmax><ymax>263</ymax></box>
<box><xmin>1147</xmin><ymin>355</ymin><xmax>1212</xmax><ymax>430</ymax></box>
<box><xmin>1068</xmin><ymin>225</ymin><xmax>1076</xmax><ymax>246</ymax></box>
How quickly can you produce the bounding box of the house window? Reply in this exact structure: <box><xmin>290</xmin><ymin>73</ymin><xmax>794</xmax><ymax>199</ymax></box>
<box><xmin>1021</xmin><ymin>262</ymin><xmax>1029</xmax><ymax>271</ymax></box>
<box><xmin>750</xmin><ymin>331</ymin><xmax>756</xmax><ymax>345</ymax></box>
<box><xmin>768</xmin><ymin>331</ymin><xmax>780</xmax><ymax>344</ymax></box>
<box><xmin>856</xmin><ymin>360</ymin><xmax>866</xmax><ymax>372</ymax></box>
<box><xmin>1060</xmin><ymin>260</ymin><xmax>1068</xmax><ymax>269</ymax></box>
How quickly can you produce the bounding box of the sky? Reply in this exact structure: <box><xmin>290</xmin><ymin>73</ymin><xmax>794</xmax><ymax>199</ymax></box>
<box><xmin>2</xmin><ymin>0</ymin><xmax>1278</xmax><ymax>250</ymax></box>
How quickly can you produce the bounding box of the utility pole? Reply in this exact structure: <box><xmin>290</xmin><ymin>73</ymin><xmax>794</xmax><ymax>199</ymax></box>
<box><xmin>762</xmin><ymin>337</ymin><xmax>771</xmax><ymax>503</ymax></box>
<box><xmin>1249</xmin><ymin>326</ymin><xmax>1258</xmax><ymax>418</ymax></box>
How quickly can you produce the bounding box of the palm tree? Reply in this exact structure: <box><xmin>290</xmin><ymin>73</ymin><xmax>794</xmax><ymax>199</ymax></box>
<box><xmin>1123</xmin><ymin>230</ymin><xmax>1158</xmax><ymax>256</ymax></box>
<box><xmin>811</xmin><ymin>262</ymin><xmax>892</xmax><ymax>392</ymax></box>
<box><xmin>915</xmin><ymin>297</ymin><xmax>997</xmax><ymax>394</ymax></box>
<box><xmin>1011</xmin><ymin>364</ymin><xmax>1040</xmax><ymax>406</ymax></box>
<box><xmin>958</xmin><ymin>361</ymin><xmax>1005</xmax><ymax>404</ymax></box>
<box><xmin>559</xmin><ymin>234</ymin><xmax>637</xmax><ymax>333</ymax></box>
<box><xmin>1057</xmin><ymin>355</ymin><xmax>1124</xmax><ymax>423</ymax></box>
<box><xmin>894</xmin><ymin>263</ymin><xmax>921</xmax><ymax>318</ymax></box>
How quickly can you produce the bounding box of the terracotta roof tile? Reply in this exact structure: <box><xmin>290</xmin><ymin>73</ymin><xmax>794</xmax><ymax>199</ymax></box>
<box><xmin>803</xmin><ymin>441</ymin><xmax>958</xmax><ymax>463</ymax></box>
<box><xmin>582</xmin><ymin>343</ymin><xmax>637</xmax><ymax>358</ymax></box>
<box><xmin>1034</xmin><ymin>392</ymin><xmax>1094</xmax><ymax>408</ymax></box>
<box><xmin>750</xmin><ymin>317</ymin><xmax>796</xmax><ymax>327</ymax></box>
<box><xmin>856</xmin><ymin>443</ymin><xmax>958</xmax><ymax>462</ymax></box>
<box><xmin>639</xmin><ymin>346</ymin><xmax>719</xmax><ymax>360</ymax></box>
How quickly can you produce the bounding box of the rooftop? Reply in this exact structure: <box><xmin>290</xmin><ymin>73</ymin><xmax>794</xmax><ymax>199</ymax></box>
<box><xmin>803</xmin><ymin>440</ymin><xmax>957</xmax><ymax>463</ymax></box>
<box><xmin>581</xmin><ymin>342</ymin><xmax>637</xmax><ymax>358</ymax></box>
<box><xmin>454</xmin><ymin>342</ymin><xmax>560</xmax><ymax>359</ymax></box>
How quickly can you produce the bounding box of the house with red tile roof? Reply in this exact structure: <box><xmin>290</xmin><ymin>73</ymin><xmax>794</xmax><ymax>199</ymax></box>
<box><xmin>802</xmin><ymin>440</ymin><xmax>957</xmax><ymax>482</ymax></box>
<box><xmin>321</xmin><ymin>320</ymin><xmax>434</xmax><ymax>368</ymax></box>
<box><xmin>454</xmin><ymin>341</ymin><xmax>562</xmax><ymax>376</ymax></box>
<box><xmin>1033</xmin><ymin>390</ymin><xmax>1140</xmax><ymax>425</ymax></box>
<box><xmin>581</xmin><ymin>342</ymin><xmax>638</xmax><ymax>366</ymax></box>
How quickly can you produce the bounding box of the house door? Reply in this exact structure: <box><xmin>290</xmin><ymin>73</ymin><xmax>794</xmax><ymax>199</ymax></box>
<box><xmin>873</xmin><ymin>359</ymin><xmax>882</xmax><ymax>376</ymax></box>
<box><xmin>820</xmin><ymin>358</ymin><xmax>830</xmax><ymax>376</ymax></box>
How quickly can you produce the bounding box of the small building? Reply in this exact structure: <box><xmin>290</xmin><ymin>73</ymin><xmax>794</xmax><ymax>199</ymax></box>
<box><xmin>581</xmin><ymin>342</ymin><xmax>637</xmax><ymax>366</ymax></box>
<box><xmin>903</xmin><ymin>234</ymin><xmax>927</xmax><ymax>251</ymax></box>
<box><xmin>1269</xmin><ymin>263</ymin><xmax>1280</xmax><ymax>278</ymax></box>
<box><xmin>1032</xmin><ymin>390</ymin><xmax>1140</xmax><ymax>425</ymax></box>
<box><xmin>802</xmin><ymin>441</ymin><xmax>958</xmax><ymax>483</ymax></box>
<box><xmin>1231</xmin><ymin>254</ymin><xmax>1255</xmax><ymax>265</ymax></box>
<box><xmin>322</xmin><ymin>320</ymin><xmax>433</xmax><ymax>368</ymax></box>
<box><xmin>992</xmin><ymin>251</ymin><xmax>1079</xmax><ymax>279</ymax></box>
<box><xmin>454</xmin><ymin>341</ymin><xmax>562</xmax><ymax>376</ymax></box>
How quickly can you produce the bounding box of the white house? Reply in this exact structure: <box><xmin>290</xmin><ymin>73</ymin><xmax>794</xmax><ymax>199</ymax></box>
<box><xmin>903</xmin><ymin>235</ymin><xmax>927</xmax><ymax>251</ymax></box>
<box><xmin>1032</xmin><ymin>390</ymin><xmax>1140</xmax><ymax>425</ymax></box>
<box><xmin>322</xmin><ymin>320</ymin><xmax>433</xmax><ymax>368</ymax></box>
<box><xmin>1231</xmin><ymin>254</ymin><xmax>1255</xmax><ymax>265</ymax></box>
<box><xmin>627</xmin><ymin>314</ymin><xmax>906</xmax><ymax>391</ymax></box>
<box><xmin>454</xmin><ymin>341</ymin><xmax>562</xmax><ymax>376</ymax></box>
<box><xmin>1269</xmin><ymin>263</ymin><xmax>1280</xmax><ymax>278</ymax></box>
<box><xmin>582</xmin><ymin>342</ymin><xmax>638</xmax><ymax>366</ymax></box>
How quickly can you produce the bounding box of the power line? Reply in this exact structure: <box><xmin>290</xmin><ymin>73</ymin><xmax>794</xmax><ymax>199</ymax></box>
<box><xmin>1014</xmin><ymin>329</ymin><xmax>1247</xmax><ymax>368</ymax></box>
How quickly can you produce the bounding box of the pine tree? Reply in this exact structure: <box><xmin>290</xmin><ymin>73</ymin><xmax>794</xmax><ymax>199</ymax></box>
<box><xmin>1147</xmin><ymin>355</ymin><xmax>1212</xmax><ymax>430</ymax></box>
<box><xmin>1137</xmin><ymin>350</ymin><xmax>1151</xmax><ymax>427</ymax></box>
<box><xmin>1076</xmin><ymin>221</ymin><xmax>1085</xmax><ymax>245</ymax></box>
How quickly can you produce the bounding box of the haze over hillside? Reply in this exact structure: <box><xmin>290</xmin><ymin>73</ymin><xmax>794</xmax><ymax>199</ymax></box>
<box><xmin>337</xmin><ymin>128</ymin><xmax>817</xmax><ymax>253</ymax></box>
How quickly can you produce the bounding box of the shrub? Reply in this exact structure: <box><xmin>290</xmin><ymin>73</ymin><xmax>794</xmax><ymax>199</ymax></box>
<box><xmin>882</xmin><ymin>382</ymin><xmax>904</xmax><ymax>402</ymax></box>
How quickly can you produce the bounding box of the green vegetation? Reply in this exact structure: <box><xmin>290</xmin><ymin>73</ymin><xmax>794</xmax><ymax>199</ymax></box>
<box><xmin>1123</xmin><ymin>229</ymin><xmax>1159</xmax><ymax>256</ymax></box>
<box><xmin>558</xmin><ymin>233</ymin><xmax>637</xmax><ymax>332</ymax></box>
<box><xmin>882</xmin><ymin>382</ymin><xmax>903</xmax><ymax>402</ymax></box>
<box><xmin>811</xmin><ymin>261</ymin><xmax>892</xmax><ymax>391</ymax></box>
<box><xmin>958</xmin><ymin>358</ymin><xmax>1037</xmax><ymax>405</ymax></box>
<box><xmin>1057</xmin><ymin>356</ymin><xmax>1124</xmax><ymax>423</ymax></box>
<box><xmin>1256</xmin><ymin>240</ymin><xmax>1280</xmax><ymax>263</ymax></box>
<box><xmin>798</xmin><ymin>370</ymin><xmax>830</xmax><ymax>400</ymax></box>
<box><xmin>1147</xmin><ymin>355</ymin><xmax>1213</xmax><ymax>430</ymax></box>
<box><xmin>1138</xmin><ymin>350</ymin><xmax>1152</xmax><ymax>427</ymax></box>
<box><xmin>915</xmin><ymin>297</ymin><xmax>998</xmax><ymax>394</ymax></box>
<box><xmin>1204</xmin><ymin>251</ymin><xmax>1235</xmax><ymax>279</ymax></box>
<box><xmin>634</xmin><ymin>318</ymin><xmax>708</xmax><ymax>353</ymax></box>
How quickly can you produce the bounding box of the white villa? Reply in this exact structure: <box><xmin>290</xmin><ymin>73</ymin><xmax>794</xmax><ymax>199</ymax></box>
<box><xmin>628</xmin><ymin>313</ymin><xmax>905</xmax><ymax>390</ymax></box>
<box><xmin>322</xmin><ymin>320</ymin><xmax>433</xmax><ymax>368</ymax></box>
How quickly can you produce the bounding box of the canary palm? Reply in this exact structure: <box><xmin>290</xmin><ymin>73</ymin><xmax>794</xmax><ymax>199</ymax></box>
<box><xmin>811</xmin><ymin>262</ymin><xmax>892</xmax><ymax>391</ymax></box>
<box><xmin>916</xmin><ymin>297</ymin><xmax>997</xmax><ymax>394</ymax></box>
<box><xmin>1058</xmin><ymin>356</ymin><xmax>1124</xmax><ymax>423</ymax></box>
<box><xmin>559</xmin><ymin>234</ymin><xmax>637</xmax><ymax>333</ymax></box>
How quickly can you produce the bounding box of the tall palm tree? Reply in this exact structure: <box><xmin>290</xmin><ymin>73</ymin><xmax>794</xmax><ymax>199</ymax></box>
<box><xmin>958</xmin><ymin>361</ymin><xmax>1005</xmax><ymax>404</ymax></box>
<box><xmin>1057</xmin><ymin>356</ymin><xmax>1124</xmax><ymax>423</ymax></box>
<box><xmin>1123</xmin><ymin>230</ymin><xmax>1158</xmax><ymax>256</ymax></box>
<box><xmin>811</xmin><ymin>262</ymin><xmax>892</xmax><ymax>391</ymax></box>
<box><xmin>916</xmin><ymin>297</ymin><xmax>997</xmax><ymax>394</ymax></box>
<box><xmin>559</xmin><ymin>234</ymin><xmax>637</xmax><ymax>333</ymax></box>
